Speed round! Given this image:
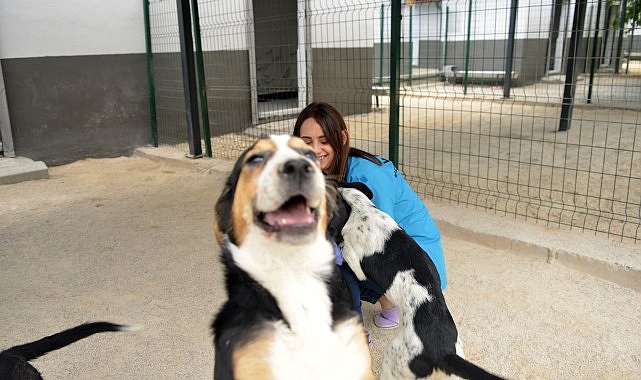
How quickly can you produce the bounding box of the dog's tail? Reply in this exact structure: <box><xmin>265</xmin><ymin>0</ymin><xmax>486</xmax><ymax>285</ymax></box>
<box><xmin>2</xmin><ymin>322</ymin><xmax>132</xmax><ymax>361</ymax></box>
<box><xmin>439</xmin><ymin>354</ymin><xmax>506</xmax><ymax>380</ymax></box>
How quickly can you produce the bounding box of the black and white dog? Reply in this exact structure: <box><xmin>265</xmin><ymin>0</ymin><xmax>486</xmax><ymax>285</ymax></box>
<box><xmin>330</xmin><ymin>184</ymin><xmax>505</xmax><ymax>380</ymax></box>
<box><xmin>212</xmin><ymin>135</ymin><xmax>374</xmax><ymax>380</ymax></box>
<box><xmin>0</xmin><ymin>322</ymin><xmax>129</xmax><ymax>380</ymax></box>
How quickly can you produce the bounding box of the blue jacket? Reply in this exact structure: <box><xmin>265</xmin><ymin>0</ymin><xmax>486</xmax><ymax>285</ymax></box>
<box><xmin>346</xmin><ymin>155</ymin><xmax>447</xmax><ymax>289</ymax></box>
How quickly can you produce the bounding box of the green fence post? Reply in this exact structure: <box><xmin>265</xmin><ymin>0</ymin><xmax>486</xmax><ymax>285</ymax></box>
<box><xmin>389</xmin><ymin>0</ymin><xmax>401</xmax><ymax>166</ymax></box>
<box><xmin>583</xmin><ymin>4</ymin><xmax>593</xmax><ymax>73</ymax></box>
<box><xmin>379</xmin><ymin>4</ymin><xmax>384</xmax><ymax>86</ymax></box>
<box><xmin>143</xmin><ymin>0</ymin><xmax>158</xmax><ymax>147</ymax></box>
<box><xmin>559</xmin><ymin>0</ymin><xmax>588</xmax><ymax>132</ymax></box>
<box><xmin>503</xmin><ymin>0</ymin><xmax>518</xmax><ymax>99</ymax></box>
<box><xmin>444</xmin><ymin>5</ymin><xmax>449</xmax><ymax>68</ymax></box>
<box><xmin>587</xmin><ymin>0</ymin><xmax>603</xmax><ymax>104</ymax></box>
<box><xmin>614</xmin><ymin>0</ymin><xmax>627</xmax><ymax>74</ymax></box>
<box><xmin>464</xmin><ymin>0</ymin><xmax>473</xmax><ymax>95</ymax></box>
<box><xmin>408</xmin><ymin>4</ymin><xmax>413</xmax><ymax>86</ymax></box>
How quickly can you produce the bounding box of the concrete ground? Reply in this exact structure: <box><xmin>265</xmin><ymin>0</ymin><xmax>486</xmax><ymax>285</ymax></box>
<box><xmin>1</xmin><ymin>149</ymin><xmax>639</xmax><ymax>379</ymax></box>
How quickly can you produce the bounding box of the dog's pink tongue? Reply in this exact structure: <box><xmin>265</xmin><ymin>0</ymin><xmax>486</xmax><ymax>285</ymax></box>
<box><xmin>264</xmin><ymin>202</ymin><xmax>313</xmax><ymax>227</ymax></box>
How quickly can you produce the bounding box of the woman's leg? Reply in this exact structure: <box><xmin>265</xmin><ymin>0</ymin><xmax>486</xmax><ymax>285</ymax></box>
<box><xmin>374</xmin><ymin>295</ymin><xmax>399</xmax><ymax>329</ymax></box>
<box><xmin>339</xmin><ymin>264</ymin><xmax>364</xmax><ymax>320</ymax></box>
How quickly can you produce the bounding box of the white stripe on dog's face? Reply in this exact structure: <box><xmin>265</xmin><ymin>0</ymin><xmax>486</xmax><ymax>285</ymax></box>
<box><xmin>230</xmin><ymin>134</ymin><xmax>328</xmax><ymax>246</ymax></box>
<box><xmin>255</xmin><ymin>135</ymin><xmax>324</xmax><ymax>213</ymax></box>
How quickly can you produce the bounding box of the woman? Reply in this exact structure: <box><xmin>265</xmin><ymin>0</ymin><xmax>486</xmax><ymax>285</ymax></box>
<box><xmin>293</xmin><ymin>102</ymin><xmax>447</xmax><ymax>329</ymax></box>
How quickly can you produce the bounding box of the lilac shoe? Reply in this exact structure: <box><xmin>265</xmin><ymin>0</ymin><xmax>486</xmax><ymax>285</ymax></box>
<box><xmin>374</xmin><ymin>306</ymin><xmax>399</xmax><ymax>329</ymax></box>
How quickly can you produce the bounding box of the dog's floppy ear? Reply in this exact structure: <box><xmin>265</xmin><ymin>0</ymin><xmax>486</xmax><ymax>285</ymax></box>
<box><xmin>338</xmin><ymin>181</ymin><xmax>373</xmax><ymax>200</ymax></box>
<box><xmin>214</xmin><ymin>143</ymin><xmax>256</xmax><ymax>246</ymax></box>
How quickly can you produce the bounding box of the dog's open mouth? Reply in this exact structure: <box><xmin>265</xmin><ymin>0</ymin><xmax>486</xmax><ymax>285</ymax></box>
<box><xmin>258</xmin><ymin>195</ymin><xmax>318</xmax><ymax>232</ymax></box>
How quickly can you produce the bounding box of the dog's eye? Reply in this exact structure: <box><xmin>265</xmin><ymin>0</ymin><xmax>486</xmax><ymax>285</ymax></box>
<box><xmin>246</xmin><ymin>154</ymin><xmax>265</xmax><ymax>165</ymax></box>
<box><xmin>303</xmin><ymin>150</ymin><xmax>317</xmax><ymax>160</ymax></box>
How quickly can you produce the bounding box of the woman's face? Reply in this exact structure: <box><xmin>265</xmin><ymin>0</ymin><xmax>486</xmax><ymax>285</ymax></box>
<box><xmin>298</xmin><ymin>118</ymin><xmax>336</xmax><ymax>172</ymax></box>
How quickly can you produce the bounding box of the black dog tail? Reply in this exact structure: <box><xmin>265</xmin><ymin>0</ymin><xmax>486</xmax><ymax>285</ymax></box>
<box><xmin>440</xmin><ymin>354</ymin><xmax>506</xmax><ymax>380</ymax></box>
<box><xmin>3</xmin><ymin>322</ymin><xmax>131</xmax><ymax>361</ymax></box>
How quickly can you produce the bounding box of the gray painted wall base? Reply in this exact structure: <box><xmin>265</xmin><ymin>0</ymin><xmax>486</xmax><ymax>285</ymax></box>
<box><xmin>2</xmin><ymin>54</ymin><xmax>151</xmax><ymax>166</ymax></box>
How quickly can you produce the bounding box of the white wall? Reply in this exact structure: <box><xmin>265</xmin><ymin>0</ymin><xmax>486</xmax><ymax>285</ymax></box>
<box><xmin>442</xmin><ymin>0</ymin><xmax>554</xmax><ymax>41</ymax></box>
<box><xmin>0</xmin><ymin>0</ymin><xmax>146</xmax><ymax>59</ymax></box>
<box><xmin>309</xmin><ymin>0</ymin><xmax>376</xmax><ymax>48</ymax></box>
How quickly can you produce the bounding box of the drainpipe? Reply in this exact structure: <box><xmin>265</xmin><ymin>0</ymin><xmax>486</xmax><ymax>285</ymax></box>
<box><xmin>191</xmin><ymin>0</ymin><xmax>211</xmax><ymax>157</ymax></box>
<box><xmin>176</xmin><ymin>0</ymin><xmax>203</xmax><ymax>158</ymax></box>
<box><xmin>0</xmin><ymin>61</ymin><xmax>15</xmax><ymax>158</ymax></box>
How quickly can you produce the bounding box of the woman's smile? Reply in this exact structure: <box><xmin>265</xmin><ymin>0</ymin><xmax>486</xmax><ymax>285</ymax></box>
<box><xmin>298</xmin><ymin>118</ymin><xmax>336</xmax><ymax>172</ymax></box>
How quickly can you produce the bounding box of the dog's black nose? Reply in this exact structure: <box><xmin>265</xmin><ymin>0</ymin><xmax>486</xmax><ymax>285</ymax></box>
<box><xmin>281</xmin><ymin>158</ymin><xmax>313</xmax><ymax>180</ymax></box>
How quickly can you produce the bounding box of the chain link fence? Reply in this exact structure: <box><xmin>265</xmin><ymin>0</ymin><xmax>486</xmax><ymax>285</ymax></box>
<box><xmin>145</xmin><ymin>0</ymin><xmax>640</xmax><ymax>242</ymax></box>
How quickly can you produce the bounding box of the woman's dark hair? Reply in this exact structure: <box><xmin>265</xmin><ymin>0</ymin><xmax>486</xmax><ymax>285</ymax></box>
<box><xmin>293</xmin><ymin>102</ymin><xmax>380</xmax><ymax>181</ymax></box>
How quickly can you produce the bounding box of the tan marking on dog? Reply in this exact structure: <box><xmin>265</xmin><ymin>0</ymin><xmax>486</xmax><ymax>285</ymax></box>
<box><xmin>232</xmin><ymin>333</ymin><xmax>275</xmax><ymax>380</ymax></box>
<box><xmin>230</xmin><ymin>138</ymin><xmax>278</xmax><ymax>245</ymax></box>
<box><xmin>286</xmin><ymin>134</ymin><xmax>315</xmax><ymax>152</ymax></box>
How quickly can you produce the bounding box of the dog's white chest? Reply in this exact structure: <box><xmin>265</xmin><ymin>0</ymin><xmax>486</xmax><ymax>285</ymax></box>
<box><xmin>268</xmin><ymin>318</ymin><xmax>372</xmax><ymax>380</ymax></box>
<box><xmin>228</xmin><ymin>237</ymin><xmax>372</xmax><ymax>379</ymax></box>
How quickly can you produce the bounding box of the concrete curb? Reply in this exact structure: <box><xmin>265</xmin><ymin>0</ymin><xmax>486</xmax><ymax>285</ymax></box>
<box><xmin>0</xmin><ymin>156</ymin><xmax>49</xmax><ymax>185</ymax></box>
<box><xmin>430</xmin><ymin>203</ymin><xmax>641</xmax><ymax>293</ymax></box>
<box><xmin>134</xmin><ymin>146</ymin><xmax>235</xmax><ymax>174</ymax></box>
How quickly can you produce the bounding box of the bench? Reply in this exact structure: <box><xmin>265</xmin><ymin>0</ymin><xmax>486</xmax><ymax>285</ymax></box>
<box><xmin>372</xmin><ymin>85</ymin><xmax>389</xmax><ymax>108</ymax></box>
<box><xmin>443</xmin><ymin>65</ymin><xmax>518</xmax><ymax>85</ymax></box>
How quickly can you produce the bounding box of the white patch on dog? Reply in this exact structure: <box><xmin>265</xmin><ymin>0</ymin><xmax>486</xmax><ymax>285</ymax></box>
<box><xmin>381</xmin><ymin>270</ymin><xmax>433</xmax><ymax>380</ymax></box>
<box><xmin>254</xmin><ymin>135</ymin><xmax>326</xmax><ymax>217</ymax></box>
<box><xmin>338</xmin><ymin>187</ymin><xmax>398</xmax><ymax>279</ymax></box>
<box><xmin>268</xmin><ymin>317</ymin><xmax>374</xmax><ymax>379</ymax></box>
<box><xmin>229</xmin><ymin>236</ymin><xmax>336</xmax><ymax>332</ymax></box>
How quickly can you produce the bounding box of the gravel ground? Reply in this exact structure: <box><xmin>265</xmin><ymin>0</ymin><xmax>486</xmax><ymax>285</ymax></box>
<box><xmin>1</xmin><ymin>154</ymin><xmax>639</xmax><ymax>379</ymax></box>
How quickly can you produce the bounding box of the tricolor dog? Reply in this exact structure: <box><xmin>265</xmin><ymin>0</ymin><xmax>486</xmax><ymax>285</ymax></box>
<box><xmin>331</xmin><ymin>185</ymin><xmax>505</xmax><ymax>380</ymax></box>
<box><xmin>211</xmin><ymin>135</ymin><xmax>374</xmax><ymax>380</ymax></box>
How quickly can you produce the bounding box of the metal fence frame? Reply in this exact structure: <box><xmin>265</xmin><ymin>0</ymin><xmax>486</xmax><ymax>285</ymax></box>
<box><xmin>145</xmin><ymin>0</ymin><xmax>640</xmax><ymax>242</ymax></box>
